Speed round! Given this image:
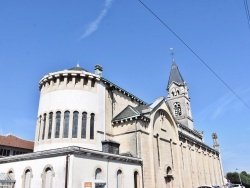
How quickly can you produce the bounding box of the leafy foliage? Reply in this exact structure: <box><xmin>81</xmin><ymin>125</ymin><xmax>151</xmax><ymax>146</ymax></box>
<box><xmin>226</xmin><ymin>171</ymin><xmax>250</xmax><ymax>188</ymax></box>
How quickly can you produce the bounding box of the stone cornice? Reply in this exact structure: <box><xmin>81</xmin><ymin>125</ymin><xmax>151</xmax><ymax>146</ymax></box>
<box><xmin>178</xmin><ymin>132</ymin><xmax>219</xmax><ymax>155</ymax></box>
<box><xmin>39</xmin><ymin>70</ymin><xmax>100</xmax><ymax>90</ymax></box>
<box><xmin>178</xmin><ymin>123</ymin><xmax>203</xmax><ymax>139</ymax></box>
<box><xmin>112</xmin><ymin>115</ymin><xmax>150</xmax><ymax>125</ymax></box>
<box><xmin>0</xmin><ymin>146</ymin><xmax>142</xmax><ymax>165</ymax></box>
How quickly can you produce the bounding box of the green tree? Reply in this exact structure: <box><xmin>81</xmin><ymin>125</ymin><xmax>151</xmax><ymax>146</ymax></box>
<box><xmin>226</xmin><ymin>171</ymin><xmax>250</xmax><ymax>188</ymax></box>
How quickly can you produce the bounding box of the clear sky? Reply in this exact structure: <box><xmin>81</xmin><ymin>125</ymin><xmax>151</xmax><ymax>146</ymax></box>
<box><xmin>0</xmin><ymin>0</ymin><xmax>249</xmax><ymax>175</ymax></box>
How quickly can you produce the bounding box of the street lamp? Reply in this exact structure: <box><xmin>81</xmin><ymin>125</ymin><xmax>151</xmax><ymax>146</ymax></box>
<box><xmin>236</xmin><ymin>168</ymin><xmax>242</xmax><ymax>185</ymax></box>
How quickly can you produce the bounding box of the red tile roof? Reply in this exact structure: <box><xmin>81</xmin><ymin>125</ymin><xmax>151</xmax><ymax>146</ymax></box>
<box><xmin>0</xmin><ymin>134</ymin><xmax>34</xmax><ymax>150</ymax></box>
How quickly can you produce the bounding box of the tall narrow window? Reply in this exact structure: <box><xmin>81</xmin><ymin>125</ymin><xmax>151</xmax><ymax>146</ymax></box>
<box><xmin>42</xmin><ymin>113</ymin><xmax>47</xmax><ymax>140</ymax></box>
<box><xmin>72</xmin><ymin>111</ymin><xmax>78</xmax><ymax>138</ymax></box>
<box><xmin>63</xmin><ymin>111</ymin><xmax>70</xmax><ymax>138</ymax></box>
<box><xmin>156</xmin><ymin>134</ymin><xmax>160</xmax><ymax>167</ymax></box>
<box><xmin>134</xmin><ymin>171</ymin><xmax>139</xmax><ymax>188</ymax></box>
<box><xmin>95</xmin><ymin>168</ymin><xmax>102</xmax><ymax>180</ymax></box>
<box><xmin>48</xmin><ymin>112</ymin><xmax>53</xmax><ymax>139</ymax></box>
<box><xmin>38</xmin><ymin>115</ymin><xmax>42</xmax><ymax>141</ymax></box>
<box><xmin>55</xmin><ymin>111</ymin><xmax>61</xmax><ymax>138</ymax></box>
<box><xmin>117</xmin><ymin>170</ymin><xmax>122</xmax><ymax>188</ymax></box>
<box><xmin>24</xmin><ymin>169</ymin><xmax>31</xmax><ymax>188</ymax></box>
<box><xmin>45</xmin><ymin>168</ymin><xmax>52</xmax><ymax>188</ymax></box>
<box><xmin>81</xmin><ymin>112</ymin><xmax>87</xmax><ymax>139</ymax></box>
<box><xmin>90</xmin><ymin>113</ymin><xmax>95</xmax><ymax>140</ymax></box>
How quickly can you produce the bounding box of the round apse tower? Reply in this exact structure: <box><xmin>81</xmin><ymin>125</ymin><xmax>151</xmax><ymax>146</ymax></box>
<box><xmin>34</xmin><ymin>65</ymin><xmax>105</xmax><ymax>152</ymax></box>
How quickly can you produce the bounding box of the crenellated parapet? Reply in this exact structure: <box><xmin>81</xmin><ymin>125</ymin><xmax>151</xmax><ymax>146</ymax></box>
<box><xmin>39</xmin><ymin>69</ymin><xmax>101</xmax><ymax>95</ymax></box>
<box><xmin>34</xmin><ymin>65</ymin><xmax>106</xmax><ymax>152</ymax></box>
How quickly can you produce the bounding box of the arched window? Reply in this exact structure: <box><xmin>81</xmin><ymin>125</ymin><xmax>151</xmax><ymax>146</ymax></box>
<box><xmin>173</xmin><ymin>102</ymin><xmax>182</xmax><ymax>116</ymax></box>
<box><xmin>8</xmin><ymin>170</ymin><xmax>14</xmax><ymax>179</ymax></box>
<box><xmin>81</xmin><ymin>112</ymin><xmax>87</xmax><ymax>139</ymax></box>
<box><xmin>72</xmin><ymin>111</ymin><xmax>79</xmax><ymax>138</ymax></box>
<box><xmin>42</xmin><ymin>113</ymin><xmax>47</xmax><ymax>140</ymax></box>
<box><xmin>166</xmin><ymin>166</ymin><xmax>172</xmax><ymax>175</ymax></box>
<box><xmin>95</xmin><ymin>168</ymin><xmax>102</xmax><ymax>180</ymax></box>
<box><xmin>134</xmin><ymin>171</ymin><xmax>139</xmax><ymax>188</ymax></box>
<box><xmin>48</xmin><ymin>112</ymin><xmax>53</xmax><ymax>139</ymax></box>
<box><xmin>176</xmin><ymin>90</ymin><xmax>180</xmax><ymax>95</ymax></box>
<box><xmin>55</xmin><ymin>111</ymin><xmax>61</xmax><ymax>138</ymax></box>
<box><xmin>44</xmin><ymin>168</ymin><xmax>52</xmax><ymax>188</ymax></box>
<box><xmin>63</xmin><ymin>111</ymin><xmax>70</xmax><ymax>138</ymax></box>
<box><xmin>117</xmin><ymin>170</ymin><xmax>122</xmax><ymax>188</ymax></box>
<box><xmin>24</xmin><ymin>169</ymin><xmax>31</xmax><ymax>188</ymax></box>
<box><xmin>90</xmin><ymin>113</ymin><xmax>95</xmax><ymax>140</ymax></box>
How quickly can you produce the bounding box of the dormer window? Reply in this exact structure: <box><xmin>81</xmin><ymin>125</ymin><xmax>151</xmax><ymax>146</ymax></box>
<box><xmin>173</xmin><ymin>102</ymin><xmax>182</xmax><ymax>116</ymax></box>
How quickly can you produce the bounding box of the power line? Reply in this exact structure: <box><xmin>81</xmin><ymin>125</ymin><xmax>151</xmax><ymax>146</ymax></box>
<box><xmin>138</xmin><ymin>0</ymin><xmax>250</xmax><ymax>110</ymax></box>
<box><xmin>243</xmin><ymin>0</ymin><xmax>250</xmax><ymax>30</ymax></box>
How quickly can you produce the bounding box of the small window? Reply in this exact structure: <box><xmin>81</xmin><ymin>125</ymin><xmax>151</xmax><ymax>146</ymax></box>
<box><xmin>63</xmin><ymin>111</ymin><xmax>70</xmax><ymax>138</ymax></box>
<box><xmin>134</xmin><ymin>171</ymin><xmax>139</xmax><ymax>188</ymax></box>
<box><xmin>42</xmin><ymin>113</ymin><xmax>47</xmax><ymax>140</ymax></box>
<box><xmin>95</xmin><ymin>168</ymin><xmax>102</xmax><ymax>180</ymax></box>
<box><xmin>117</xmin><ymin>170</ymin><xmax>122</xmax><ymax>188</ymax></box>
<box><xmin>8</xmin><ymin>170</ymin><xmax>14</xmax><ymax>179</ymax></box>
<box><xmin>55</xmin><ymin>111</ymin><xmax>61</xmax><ymax>138</ymax></box>
<box><xmin>72</xmin><ymin>111</ymin><xmax>79</xmax><ymax>138</ymax></box>
<box><xmin>81</xmin><ymin>112</ymin><xmax>87</xmax><ymax>139</ymax></box>
<box><xmin>90</xmin><ymin>113</ymin><xmax>95</xmax><ymax>140</ymax></box>
<box><xmin>166</xmin><ymin>166</ymin><xmax>172</xmax><ymax>175</ymax></box>
<box><xmin>48</xmin><ymin>112</ymin><xmax>53</xmax><ymax>139</ymax></box>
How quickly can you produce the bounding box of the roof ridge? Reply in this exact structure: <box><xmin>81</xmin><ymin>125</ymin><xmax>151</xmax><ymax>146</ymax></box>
<box><xmin>4</xmin><ymin>133</ymin><xmax>34</xmax><ymax>143</ymax></box>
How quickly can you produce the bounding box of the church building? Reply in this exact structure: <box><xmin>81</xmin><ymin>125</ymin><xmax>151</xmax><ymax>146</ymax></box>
<box><xmin>0</xmin><ymin>58</ymin><xmax>224</xmax><ymax>188</ymax></box>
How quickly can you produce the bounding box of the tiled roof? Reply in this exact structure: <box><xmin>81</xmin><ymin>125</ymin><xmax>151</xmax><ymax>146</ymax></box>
<box><xmin>113</xmin><ymin>105</ymin><xmax>140</xmax><ymax>121</ymax></box>
<box><xmin>0</xmin><ymin>134</ymin><xmax>34</xmax><ymax>150</ymax></box>
<box><xmin>112</xmin><ymin>104</ymin><xmax>151</xmax><ymax>123</ymax></box>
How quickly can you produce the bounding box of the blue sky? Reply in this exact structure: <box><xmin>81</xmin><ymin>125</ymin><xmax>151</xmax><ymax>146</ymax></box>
<box><xmin>0</xmin><ymin>0</ymin><xmax>249</xmax><ymax>175</ymax></box>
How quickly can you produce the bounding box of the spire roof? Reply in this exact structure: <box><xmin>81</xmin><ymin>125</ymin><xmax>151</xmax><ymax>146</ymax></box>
<box><xmin>167</xmin><ymin>60</ymin><xmax>185</xmax><ymax>89</ymax></box>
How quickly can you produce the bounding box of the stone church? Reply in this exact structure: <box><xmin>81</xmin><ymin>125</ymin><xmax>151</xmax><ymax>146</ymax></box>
<box><xmin>0</xmin><ymin>58</ymin><xmax>224</xmax><ymax>188</ymax></box>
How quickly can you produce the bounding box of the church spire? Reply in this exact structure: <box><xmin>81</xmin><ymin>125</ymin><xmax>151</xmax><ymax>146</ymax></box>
<box><xmin>167</xmin><ymin>49</ymin><xmax>185</xmax><ymax>90</ymax></box>
<box><xmin>166</xmin><ymin>49</ymin><xmax>194</xmax><ymax>130</ymax></box>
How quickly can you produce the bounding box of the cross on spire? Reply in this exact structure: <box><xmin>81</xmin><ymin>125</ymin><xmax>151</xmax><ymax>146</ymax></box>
<box><xmin>170</xmin><ymin>48</ymin><xmax>175</xmax><ymax>62</ymax></box>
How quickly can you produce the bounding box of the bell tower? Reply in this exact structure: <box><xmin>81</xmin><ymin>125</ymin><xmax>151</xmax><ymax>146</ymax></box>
<box><xmin>166</xmin><ymin>49</ymin><xmax>194</xmax><ymax>130</ymax></box>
